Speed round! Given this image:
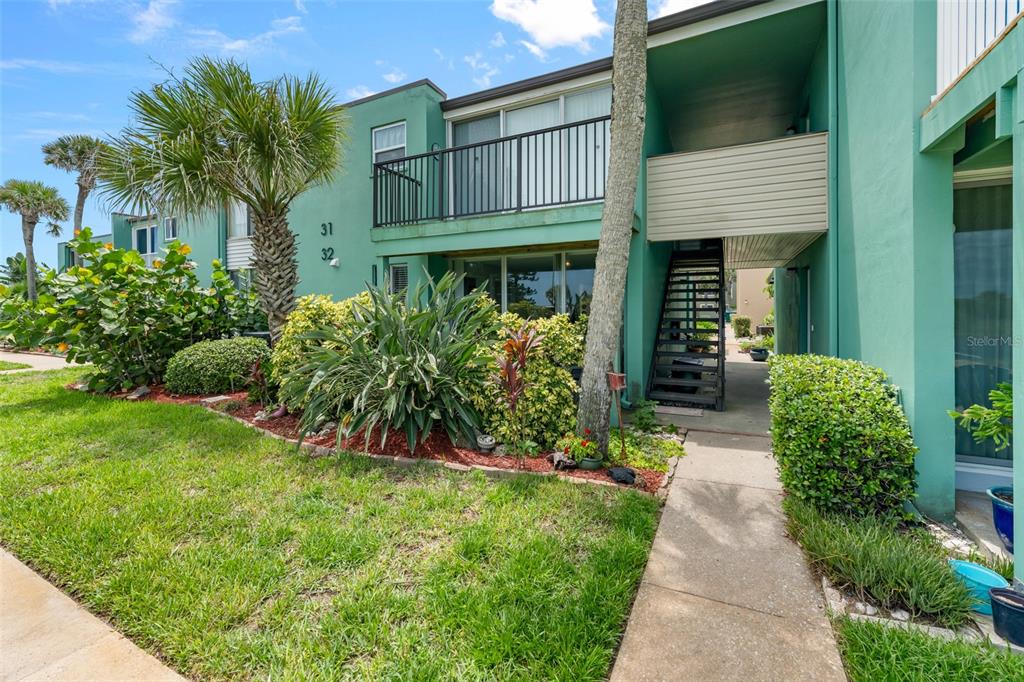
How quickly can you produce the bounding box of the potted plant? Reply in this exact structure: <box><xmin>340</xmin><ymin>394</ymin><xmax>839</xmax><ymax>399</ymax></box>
<box><xmin>558</xmin><ymin>429</ymin><xmax>602</xmax><ymax>470</ymax></box>
<box><xmin>749</xmin><ymin>335</ymin><xmax>773</xmax><ymax>362</ymax></box>
<box><xmin>988</xmin><ymin>486</ymin><xmax>1013</xmax><ymax>553</ymax></box>
<box><xmin>949</xmin><ymin>383</ymin><xmax>1013</xmax><ymax>552</ymax></box>
<box><xmin>990</xmin><ymin>587</ymin><xmax>1024</xmax><ymax>647</ymax></box>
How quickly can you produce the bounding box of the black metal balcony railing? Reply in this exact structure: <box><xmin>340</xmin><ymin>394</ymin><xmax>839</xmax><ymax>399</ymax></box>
<box><xmin>373</xmin><ymin>115</ymin><xmax>611</xmax><ymax>228</ymax></box>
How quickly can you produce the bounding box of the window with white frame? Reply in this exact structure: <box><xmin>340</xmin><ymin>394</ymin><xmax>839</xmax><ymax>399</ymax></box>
<box><xmin>373</xmin><ymin>122</ymin><xmax>406</xmax><ymax>164</ymax></box>
<box><xmin>389</xmin><ymin>263</ymin><xmax>409</xmax><ymax>294</ymax></box>
<box><xmin>228</xmin><ymin>200</ymin><xmax>252</xmax><ymax>238</ymax></box>
<box><xmin>164</xmin><ymin>216</ymin><xmax>178</xmax><ymax>241</ymax></box>
<box><xmin>134</xmin><ymin>224</ymin><xmax>157</xmax><ymax>255</ymax></box>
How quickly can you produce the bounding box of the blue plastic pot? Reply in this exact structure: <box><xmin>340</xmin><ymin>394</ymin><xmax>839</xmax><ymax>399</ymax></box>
<box><xmin>988</xmin><ymin>486</ymin><xmax>1014</xmax><ymax>553</ymax></box>
<box><xmin>990</xmin><ymin>588</ymin><xmax>1024</xmax><ymax>647</ymax></box>
<box><xmin>949</xmin><ymin>560</ymin><xmax>1009</xmax><ymax>615</ymax></box>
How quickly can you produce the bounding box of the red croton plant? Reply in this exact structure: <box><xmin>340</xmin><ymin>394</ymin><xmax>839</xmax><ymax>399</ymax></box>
<box><xmin>493</xmin><ymin>324</ymin><xmax>545</xmax><ymax>464</ymax></box>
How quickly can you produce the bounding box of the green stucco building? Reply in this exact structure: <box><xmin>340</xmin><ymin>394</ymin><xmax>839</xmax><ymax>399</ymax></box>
<box><xmin>59</xmin><ymin>0</ymin><xmax>1024</xmax><ymax>577</ymax></box>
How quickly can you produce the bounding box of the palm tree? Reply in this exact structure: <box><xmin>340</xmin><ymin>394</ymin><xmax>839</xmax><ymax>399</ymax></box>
<box><xmin>0</xmin><ymin>180</ymin><xmax>69</xmax><ymax>301</ymax></box>
<box><xmin>576</xmin><ymin>0</ymin><xmax>647</xmax><ymax>454</ymax></box>
<box><xmin>42</xmin><ymin>134</ymin><xmax>108</xmax><ymax>234</ymax></box>
<box><xmin>99</xmin><ymin>57</ymin><xmax>346</xmax><ymax>336</ymax></box>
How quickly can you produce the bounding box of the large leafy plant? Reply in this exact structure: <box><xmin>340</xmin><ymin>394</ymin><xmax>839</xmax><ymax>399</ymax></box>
<box><xmin>270</xmin><ymin>292</ymin><xmax>371</xmax><ymax>409</ymax></box>
<box><xmin>285</xmin><ymin>272</ymin><xmax>500</xmax><ymax>453</ymax></box>
<box><xmin>9</xmin><ymin>229</ymin><xmax>257</xmax><ymax>391</ymax></box>
<box><xmin>768</xmin><ymin>354</ymin><xmax>917</xmax><ymax>517</ymax></box>
<box><xmin>470</xmin><ymin>313</ymin><xmax>585</xmax><ymax>449</ymax></box>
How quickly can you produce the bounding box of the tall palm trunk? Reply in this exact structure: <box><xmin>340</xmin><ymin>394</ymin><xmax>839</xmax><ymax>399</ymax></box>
<box><xmin>575</xmin><ymin>0</ymin><xmax>647</xmax><ymax>454</ymax></box>
<box><xmin>251</xmin><ymin>210</ymin><xmax>298</xmax><ymax>338</ymax></box>
<box><xmin>72</xmin><ymin>181</ymin><xmax>89</xmax><ymax>233</ymax></box>
<box><xmin>21</xmin><ymin>215</ymin><xmax>38</xmax><ymax>302</ymax></box>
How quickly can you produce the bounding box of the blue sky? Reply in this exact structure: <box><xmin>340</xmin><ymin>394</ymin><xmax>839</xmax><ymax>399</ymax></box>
<box><xmin>0</xmin><ymin>0</ymin><xmax>703</xmax><ymax>263</ymax></box>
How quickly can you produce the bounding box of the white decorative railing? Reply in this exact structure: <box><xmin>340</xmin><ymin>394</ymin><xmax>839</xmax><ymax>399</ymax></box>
<box><xmin>936</xmin><ymin>0</ymin><xmax>1023</xmax><ymax>95</ymax></box>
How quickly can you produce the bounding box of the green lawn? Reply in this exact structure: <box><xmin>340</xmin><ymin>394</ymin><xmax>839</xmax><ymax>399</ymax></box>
<box><xmin>0</xmin><ymin>370</ymin><xmax>659</xmax><ymax>681</ymax></box>
<box><xmin>0</xmin><ymin>359</ymin><xmax>30</xmax><ymax>371</ymax></box>
<box><xmin>835</xmin><ymin>617</ymin><xmax>1024</xmax><ymax>681</ymax></box>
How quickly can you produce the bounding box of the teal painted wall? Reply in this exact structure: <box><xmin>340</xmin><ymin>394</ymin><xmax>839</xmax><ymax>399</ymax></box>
<box><xmin>775</xmin><ymin>234</ymin><xmax>830</xmax><ymax>356</ymax></box>
<box><xmin>289</xmin><ymin>83</ymin><xmax>446</xmax><ymax>299</ymax></box>
<box><xmin>835</xmin><ymin>0</ymin><xmax>956</xmax><ymax>518</ymax></box>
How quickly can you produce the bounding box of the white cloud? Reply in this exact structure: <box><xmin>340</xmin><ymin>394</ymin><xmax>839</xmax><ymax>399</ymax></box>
<box><xmin>433</xmin><ymin>48</ymin><xmax>455</xmax><ymax>70</ymax></box>
<box><xmin>0</xmin><ymin>58</ymin><xmax>151</xmax><ymax>77</ymax></box>
<box><xmin>128</xmin><ymin>0</ymin><xmax>178</xmax><ymax>44</ymax></box>
<box><xmin>489</xmin><ymin>32</ymin><xmax>507</xmax><ymax>48</ymax></box>
<box><xmin>17</xmin><ymin>127</ymin><xmax>103</xmax><ymax>141</ymax></box>
<box><xmin>187</xmin><ymin>16</ymin><xmax>304</xmax><ymax>54</ymax></box>
<box><xmin>382</xmin><ymin>67</ymin><xmax>406</xmax><ymax>84</ymax></box>
<box><xmin>346</xmin><ymin>85</ymin><xmax>376</xmax><ymax>100</ymax></box>
<box><xmin>518</xmin><ymin>40</ymin><xmax>546</xmax><ymax>61</ymax></box>
<box><xmin>490</xmin><ymin>0</ymin><xmax>608</xmax><ymax>53</ymax></box>
<box><xmin>650</xmin><ymin>0</ymin><xmax>714</xmax><ymax>19</ymax></box>
<box><xmin>29</xmin><ymin>111</ymin><xmax>92</xmax><ymax>122</ymax></box>
<box><xmin>464</xmin><ymin>52</ymin><xmax>499</xmax><ymax>88</ymax></box>
<box><xmin>294</xmin><ymin>0</ymin><xmax>308</xmax><ymax>14</ymax></box>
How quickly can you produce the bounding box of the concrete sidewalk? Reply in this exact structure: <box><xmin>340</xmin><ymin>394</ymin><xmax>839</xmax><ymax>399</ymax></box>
<box><xmin>1</xmin><ymin>549</ymin><xmax>185</xmax><ymax>682</ymax></box>
<box><xmin>0</xmin><ymin>351</ymin><xmax>73</xmax><ymax>374</ymax></box>
<box><xmin>610</xmin><ymin>430</ymin><xmax>845</xmax><ymax>681</ymax></box>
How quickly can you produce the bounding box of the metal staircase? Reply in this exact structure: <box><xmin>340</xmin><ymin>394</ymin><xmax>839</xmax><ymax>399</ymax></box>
<box><xmin>646</xmin><ymin>241</ymin><xmax>726</xmax><ymax>410</ymax></box>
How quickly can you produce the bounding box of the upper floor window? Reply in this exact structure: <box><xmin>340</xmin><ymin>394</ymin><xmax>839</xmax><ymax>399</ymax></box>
<box><xmin>164</xmin><ymin>216</ymin><xmax>177</xmax><ymax>241</ymax></box>
<box><xmin>228</xmin><ymin>200</ymin><xmax>252</xmax><ymax>239</ymax></box>
<box><xmin>373</xmin><ymin>122</ymin><xmax>406</xmax><ymax>163</ymax></box>
<box><xmin>134</xmin><ymin>224</ymin><xmax>157</xmax><ymax>255</ymax></box>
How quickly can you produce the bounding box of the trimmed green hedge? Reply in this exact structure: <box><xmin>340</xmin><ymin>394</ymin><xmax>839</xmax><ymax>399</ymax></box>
<box><xmin>165</xmin><ymin>337</ymin><xmax>270</xmax><ymax>395</ymax></box>
<box><xmin>768</xmin><ymin>354</ymin><xmax>916</xmax><ymax>517</ymax></box>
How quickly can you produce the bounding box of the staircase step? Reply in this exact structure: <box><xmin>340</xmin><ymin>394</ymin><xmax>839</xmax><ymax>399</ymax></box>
<box><xmin>650</xmin><ymin>377</ymin><xmax>720</xmax><ymax>389</ymax></box>
<box><xmin>648</xmin><ymin>391</ymin><xmax>720</xmax><ymax>405</ymax></box>
<box><xmin>656</xmin><ymin>338</ymin><xmax>719</xmax><ymax>348</ymax></box>
<box><xmin>654</xmin><ymin>350</ymin><xmax>720</xmax><ymax>360</ymax></box>
<box><xmin>659</xmin><ymin>327</ymin><xmax>721</xmax><ymax>334</ymax></box>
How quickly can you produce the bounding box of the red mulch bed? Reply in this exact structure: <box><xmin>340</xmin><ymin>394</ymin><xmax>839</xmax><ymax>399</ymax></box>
<box><xmin>89</xmin><ymin>384</ymin><xmax>666</xmax><ymax>493</ymax></box>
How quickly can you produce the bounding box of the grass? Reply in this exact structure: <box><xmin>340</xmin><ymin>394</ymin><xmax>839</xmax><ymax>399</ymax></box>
<box><xmin>784</xmin><ymin>498</ymin><xmax>975</xmax><ymax>627</ymax></box>
<box><xmin>835</xmin><ymin>617</ymin><xmax>1024</xmax><ymax>681</ymax></box>
<box><xmin>0</xmin><ymin>369</ymin><xmax>660</xmax><ymax>681</ymax></box>
<box><xmin>0</xmin><ymin>359</ymin><xmax>30</xmax><ymax>371</ymax></box>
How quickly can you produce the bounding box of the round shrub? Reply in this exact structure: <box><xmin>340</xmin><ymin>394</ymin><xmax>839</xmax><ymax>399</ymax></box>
<box><xmin>731</xmin><ymin>315</ymin><xmax>751</xmax><ymax>338</ymax></box>
<box><xmin>270</xmin><ymin>292</ymin><xmax>372</xmax><ymax>408</ymax></box>
<box><xmin>768</xmin><ymin>354</ymin><xmax>917</xmax><ymax>517</ymax></box>
<box><xmin>469</xmin><ymin>312</ymin><xmax>585</xmax><ymax>449</ymax></box>
<box><xmin>165</xmin><ymin>337</ymin><xmax>270</xmax><ymax>395</ymax></box>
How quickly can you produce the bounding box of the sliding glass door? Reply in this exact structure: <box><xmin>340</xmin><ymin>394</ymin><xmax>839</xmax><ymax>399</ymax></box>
<box><xmin>953</xmin><ymin>181</ymin><xmax>1013</xmax><ymax>464</ymax></box>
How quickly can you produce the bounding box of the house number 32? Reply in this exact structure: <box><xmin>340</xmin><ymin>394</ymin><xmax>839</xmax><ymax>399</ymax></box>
<box><xmin>320</xmin><ymin>221</ymin><xmax>334</xmax><ymax>262</ymax></box>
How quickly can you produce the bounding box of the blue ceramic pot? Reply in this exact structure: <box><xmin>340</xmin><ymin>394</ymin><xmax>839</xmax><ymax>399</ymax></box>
<box><xmin>948</xmin><ymin>560</ymin><xmax>1009</xmax><ymax>616</ymax></box>
<box><xmin>987</xmin><ymin>486</ymin><xmax>1013</xmax><ymax>553</ymax></box>
<box><xmin>990</xmin><ymin>588</ymin><xmax>1024</xmax><ymax>647</ymax></box>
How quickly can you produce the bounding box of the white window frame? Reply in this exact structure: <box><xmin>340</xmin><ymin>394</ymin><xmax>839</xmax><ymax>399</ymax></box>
<box><xmin>372</xmin><ymin>121</ymin><xmax>407</xmax><ymax>164</ymax></box>
<box><xmin>388</xmin><ymin>262</ymin><xmax>409</xmax><ymax>294</ymax></box>
<box><xmin>163</xmin><ymin>216</ymin><xmax>177</xmax><ymax>241</ymax></box>
<box><xmin>228</xmin><ymin>201</ymin><xmax>252</xmax><ymax>239</ymax></box>
<box><xmin>133</xmin><ymin>224</ymin><xmax>157</xmax><ymax>255</ymax></box>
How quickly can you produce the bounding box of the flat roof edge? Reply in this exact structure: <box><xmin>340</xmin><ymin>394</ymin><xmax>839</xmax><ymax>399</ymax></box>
<box><xmin>441</xmin><ymin>0</ymin><xmax>774</xmax><ymax>112</ymax></box>
<box><xmin>343</xmin><ymin>79</ymin><xmax>447</xmax><ymax>108</ymax></box>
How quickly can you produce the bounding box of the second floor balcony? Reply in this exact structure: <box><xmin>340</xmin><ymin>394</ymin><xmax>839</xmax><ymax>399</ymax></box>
<box><xmin>373</xmin><ymin>115</ymin><xmax>611</xmax><ymax>228</ymax></box>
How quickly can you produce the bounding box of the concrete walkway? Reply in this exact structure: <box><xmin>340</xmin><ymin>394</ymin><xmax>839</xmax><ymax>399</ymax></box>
<box><xmin>612</xmin><ymin>358</ymin><xmax>845</xmax><ymax>681</ymax></box>
<box><xmin>1</xmin><ymin>550</ymin><xmax>185</xmax><ymax>682</ymax></box>
<box><xmin>0</xmin><ymin>351</ymin><xmax>73</xmax><ymax>374</ymax></box>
